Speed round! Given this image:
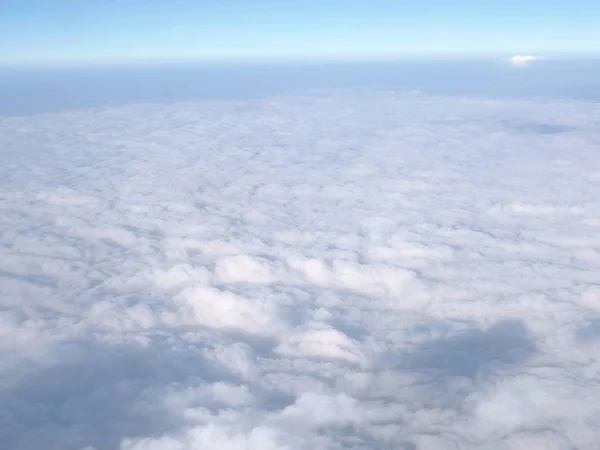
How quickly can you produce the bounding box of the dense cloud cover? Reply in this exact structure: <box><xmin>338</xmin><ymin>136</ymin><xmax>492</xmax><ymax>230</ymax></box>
<box><xmin>1</xmin><ymin>90</ymin><xmax>600</xmax><ymax>449</ymax></box>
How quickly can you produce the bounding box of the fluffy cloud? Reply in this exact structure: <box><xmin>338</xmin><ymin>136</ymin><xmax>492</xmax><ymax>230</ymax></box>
<box><xmin>1</xmin><ymin>88</ymin><xmax>600</xmax><ymax>450</ymax></box>
<box><xmin>510</xmin><ymin>55</ymin><xmax>539</xmax><ymax>67</ymax></box>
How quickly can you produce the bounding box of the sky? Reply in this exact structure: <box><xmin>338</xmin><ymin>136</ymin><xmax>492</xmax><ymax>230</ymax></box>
<box><xmin>2</xmin><ymin>0</ymin><xmax>600</xmax><ymax>66</ymax></box>
<box><xmin>1</xmin><ymin>88</ymin><xmax>600</xmax><ymax>450</ymax></box>
<box><xmin>2</xmin><ymin>2</ymin><xmax>600</xmax><ymax>449</ymax></box>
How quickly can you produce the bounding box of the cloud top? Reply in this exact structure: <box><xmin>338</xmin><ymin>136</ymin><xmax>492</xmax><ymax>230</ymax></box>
<box><xmin>1</xmin><ymin>90</ymin><xmax>600</xmax><ymax>449</ymax></box>
<box><xmin>510</xmin><ymin>55</ymin><xmax>539</xmax><ymax>66</ymax></box>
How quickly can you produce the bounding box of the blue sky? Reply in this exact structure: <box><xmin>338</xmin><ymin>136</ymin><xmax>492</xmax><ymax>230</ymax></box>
<box><xmin>1</xmin><ymin>0</ymin><xmax>600</xmax><ymax>66</ymax></box>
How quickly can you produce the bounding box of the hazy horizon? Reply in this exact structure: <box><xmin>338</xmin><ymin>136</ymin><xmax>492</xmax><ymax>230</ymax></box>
<box><xmin>2</xmin><ymin>58</ymin><xmax>600</xmax><ymax>117</ymax></box>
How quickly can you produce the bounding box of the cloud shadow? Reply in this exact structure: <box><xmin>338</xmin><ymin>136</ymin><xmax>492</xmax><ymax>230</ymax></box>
<box><xmin>0</xmin><ymin>336</ymin><xmax>248</xmax><ymax>450</ymax></box>
<box><xmin>378</xmin><ymin>318</ymin><xmax>536</xmax><ymax>411</ymax></box>
<box><xmin>576</xmin><ymin>319</ymin><xmax>600</xmax><ymax>342</ymax></box>
<box><xmin>405</xmin><ymin>318</ymin><xmax>535</xmax><ymax>379</ymax></box>
<box><xmin>503</xmin><ymin>121</ymin><xmax>577</xmax><ymax>135</ymax></box>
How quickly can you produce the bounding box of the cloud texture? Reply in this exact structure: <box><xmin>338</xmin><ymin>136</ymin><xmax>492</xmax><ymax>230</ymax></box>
<box><xmin>1</xmin><ymin>90</ymin><xmax>600</xmax><ymax>449</ymax></box>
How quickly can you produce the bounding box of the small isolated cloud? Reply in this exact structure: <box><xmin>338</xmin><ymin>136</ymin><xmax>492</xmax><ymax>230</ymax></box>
<box><xmin>510</xmin><ymin>55</ymin><xmax>539</xmax><ymax>67</ymax></box>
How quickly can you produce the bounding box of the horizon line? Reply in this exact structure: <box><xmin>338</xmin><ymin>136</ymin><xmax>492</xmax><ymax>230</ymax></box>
<box><xmin>3</xmin><ymin>51</ymin><xmax>600</xmax><ymax>71</ymax></box>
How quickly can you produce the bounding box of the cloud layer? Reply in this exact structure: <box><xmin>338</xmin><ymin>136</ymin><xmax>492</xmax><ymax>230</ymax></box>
<box><xmin>1</xmin><ymin>90</ymin><xmax>600</xmax><ymax>449</ymax></box>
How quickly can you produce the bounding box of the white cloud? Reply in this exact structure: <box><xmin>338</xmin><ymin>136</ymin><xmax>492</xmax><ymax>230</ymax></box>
<box><xmin>1</xmin><ymin>88</ymin><xmax>600</xmax><ymax>449</ymax></box>
<box><xmin>510</xmin><ymin>55</ymin><xmax>539</xmax><ymax>67</ymax></box>
<box><xmin>174</xmin><ymin>285</ymin><xmax>285</xmax><ymax>335</ymax></box>
<box><xmin>276</xmin><ymin>327</ymin><xmax>366</xmax><ymax>364</ymax></box>
<box><xmin>278</xmin><ymin>392</ymin><xmax>362</xmax><ymax>426</ymax></box>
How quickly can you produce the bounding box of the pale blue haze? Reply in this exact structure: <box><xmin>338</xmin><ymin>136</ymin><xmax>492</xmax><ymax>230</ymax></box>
<box><xmin>2</xmin><ymin>0</ymin><xmax>600</xmax><ymax>66</ymax></box>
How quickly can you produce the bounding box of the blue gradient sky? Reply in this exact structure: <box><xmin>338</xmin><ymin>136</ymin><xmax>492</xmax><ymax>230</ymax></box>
<box><xmin>2</xmin><ymin>0</ymin><xmax>600</xmax><ymax>66</ymax></box>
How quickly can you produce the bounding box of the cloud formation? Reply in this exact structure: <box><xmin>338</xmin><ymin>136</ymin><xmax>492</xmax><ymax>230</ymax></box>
<box><xmin>1</xmin><ymin>90</ymin><xmax>600</xmax><ymax>449</ymax></box>
<box><xmin>510</xmin><ymin>55</ymin><xmax>539</xmax><ymax>66</ymax></box>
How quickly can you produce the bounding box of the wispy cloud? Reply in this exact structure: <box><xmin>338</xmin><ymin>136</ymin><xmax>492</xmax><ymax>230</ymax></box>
<box><xmin>510</xmin><ymin>55</ymin><xmax>540</xmax><ymax>66</ymax></box>
<box><xmin>1</xmin><ymin>90</ymin><xmax>600</xmax><ymax>449</ymax></box>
